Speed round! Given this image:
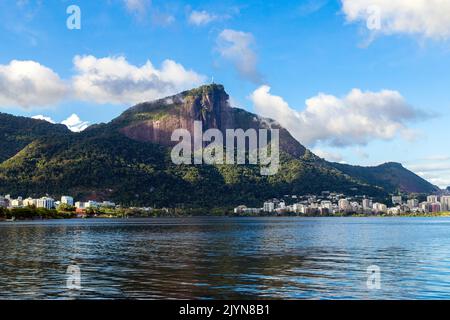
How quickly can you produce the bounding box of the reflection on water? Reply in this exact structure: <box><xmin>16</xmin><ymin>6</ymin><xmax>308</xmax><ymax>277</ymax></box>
<box><xmin>1</xmin><ymin>217</ymin><xmax>450</xmax><ymax>299</ymax></box>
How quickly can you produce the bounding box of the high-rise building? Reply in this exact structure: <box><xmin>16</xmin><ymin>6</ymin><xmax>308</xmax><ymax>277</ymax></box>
<box><xmin>427</xmin><ymin>195</ymin><xmax>439</xmax><ymax>203</ymax></box>
<box><xmin>373</xmin><ymin>203</ymin><xmax>387</xmax><ymax>213</ymax></box>
<box><xmin>407</xmin><ymin>199</ymin><xmax>419</xmax><ymax>209</ymax></box>
<box><xmin>440</xmin><ymin>196</ymin><xmax>450</xmax><ymax>211</ymax></box>
<box><xmin>431</xmin><ymin>203</ymin><xmax>442</xmax><ymax>213</ymax></box>
<box><xmin>362</xmin><ymin>199</ymin><xmax>372</xmax><ymax>210</ymax></box>
<box><xmin>338</xmin><ymin>199</ymin><xmax>351</xmax><ymax>212</ymax></box>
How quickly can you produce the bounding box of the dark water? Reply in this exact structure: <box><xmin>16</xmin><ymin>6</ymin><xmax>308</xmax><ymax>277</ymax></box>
<box><xmin>1</xmin><ymin>217</ymin><xmax>450</xmax><ymax>299</ymax></box>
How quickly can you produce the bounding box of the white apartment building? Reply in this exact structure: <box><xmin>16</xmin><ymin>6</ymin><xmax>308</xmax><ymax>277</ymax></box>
<box><xmin>61</xmin><ymin>196</ymin><xmax>74</xmax><ymax>206</ymax></box>
<box><xmin>407</xmin><ymin>199</ymin><xmax>419</xmax><ymax>209</ymax></box>
<box><xmin>338</xmin><ymin>199</ymin><xmax>351</xmax><ymax>212</ymax></box>
<box><xmin>373</xmin><ymin>203</ymin><xmax>387</xmax><ymax>213</ymax></box>
<box><xmin>263</xmin><ymin>201</ymin><xmax>275</xmax><ymax>212</ymax></box>
<box><xmin>37</xmin><ymin>197</ymin><xmax>55</xmax><ymax>209</ymax></box>
<box><xmin>10</xmin><ymin>198</ymin><xmax>23</xmax><ymax>208</ymax></box>
<box><xmin>362</xmin><ymin>199</ymin><xmax>372</xmax><ymax>210</ymax></box>
<box><xmin>75</xmin><ymin>201</ymin><xmax>85</xmax><ymax>209</ymax></box>
<box><xmin>440</xmin><ymin>196</ymin><xmax>450</xmax><ymax>211</ymax></box>
<box><xmin>427</xmin><ymin>195</ymin><xmax>439</xmax><ymax>203</ymax></box>
<box><xmin>23</xmin><ymin>197</ymin><xmax>37</xmax><ymax>207</ymax></box>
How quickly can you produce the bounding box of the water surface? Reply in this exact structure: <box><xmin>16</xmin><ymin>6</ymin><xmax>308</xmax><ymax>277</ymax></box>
<box><xmin>1</xmin><ymin>217</ymin><xmax>450</xmax><ymax>299</ymax></box>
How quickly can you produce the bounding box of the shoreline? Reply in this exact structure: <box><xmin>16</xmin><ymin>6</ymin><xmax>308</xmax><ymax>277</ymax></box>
<box><xmin>2</xmin><ymin>212</ymin><xmax>450</xmax><ymax>222</ymax></box>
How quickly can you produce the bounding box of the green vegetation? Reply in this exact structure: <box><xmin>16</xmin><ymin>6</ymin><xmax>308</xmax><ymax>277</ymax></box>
<box><xmin>0</xmin><ymin>85</ymin><xmax>438</xmax><ymax>212</ymax></box>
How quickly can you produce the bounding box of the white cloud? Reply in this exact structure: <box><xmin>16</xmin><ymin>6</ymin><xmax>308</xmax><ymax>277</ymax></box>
<box><xmin>32</xmin><ymin>113</ymin><xmax>90</xmax><ymax>132</ymax></box>
<box><xmin>216</xmin><ymin>29</ymin><xmax>261</xmax><ymax>83</ymax></box>
<box><xmin>0</xmin><ymin>60</ymin><xmax>67</xmax><ymax>108</ymax></box>
<box><xmin>72</xmin><ymin>55</ymin><xmax>206</xmax><ymax>105</ymax></box>
<box><xmin>312</xmin><ymin>148</ymin><xmax>344</xmax><ymax>162</ymax></box>
<box><xmin>61</xmin><ymin>113</ymin><xmax>90</xmax><ymax>132</ymax></box>
<box><xmin>250</xmin><ymin>85</ymin><xmax>422</xmax><ymax>147</ymax></box>
<box><xmin>124</xmin><ymin>0</ymin><xmax>149</xmax><ymax>15</ymax></box>
<box><xmin>188</xmin><ymin>10</ymin><xmax>217</xmax><ymax>26</ymax></box>
<box><xmin>32</xmin><ymin>115</ymin><xmax>55</xmax><ymax>123</ymax></box>
<box><xmin>341</xmin><ymin>0</ymin><xmax>450</xmax><ymax>40</ymax></box>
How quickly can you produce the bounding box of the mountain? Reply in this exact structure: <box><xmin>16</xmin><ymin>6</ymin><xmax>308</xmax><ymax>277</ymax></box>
<box><xmin>0</xmin><ymin>84</ymin><xmax>438</xmax><ymax>207</ymax></box>
<box><xmin>332</xmin><ymin>162</ymin><xmax>439</xmax><ymax>194</ymax></box>
<box><xmin>0</xmin><ymin>113</ymin><xmax>70</xmax><ymax>162</ymax></box>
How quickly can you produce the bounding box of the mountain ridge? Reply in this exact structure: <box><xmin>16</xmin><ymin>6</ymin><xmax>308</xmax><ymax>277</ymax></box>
<box><xmin>0</xmin><ymin>84</ymin><xmax>439</xmax><ymax>207</ymax></box>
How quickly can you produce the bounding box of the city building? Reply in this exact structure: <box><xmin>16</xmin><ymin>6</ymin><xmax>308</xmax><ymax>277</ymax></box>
<box><xmin>61</xmin><ymin>196</ymin><xmax>74</xmax><ymax>206</ymax></box>
<box><xmin>427</xmin><ymin>195</ymin><xmax>439</xmax><ymax>203</ymax></box>
<box><xmin>362</xmin><ymin>199</ymin><xmax>372</xmax><ymax>210</ymax></box>
<box><xmin>263</xmin><ymin>201</ymin><xmax>275</xmax><ymax>213</ymax></box>
<box><xmin>338</xmin><ymin>199</ymin><xmax>351</xmax><ymax>212</ymax></box>
<box><xmin>392</xmin><ymin>196</ymin><xmax>402</xmax><ymax>205</ymax></box>
<box><xmin>407</xmin><ymin>199</ymin><xmax>419</xmax><ymax>209</ymax></box>
<box><xmin>440</xmin><ymin>196</ymin><xmax>450</xmax><ymax>211</ymax></box>
<box><xmin>373</xmin><ymin>203</ymin><xmax>387</xmax><ymax>213</ymax></box>
<box><xmin>36</xmin><ymin>197</ymin><xmax>55</xmax><ymax>209</ymax></box>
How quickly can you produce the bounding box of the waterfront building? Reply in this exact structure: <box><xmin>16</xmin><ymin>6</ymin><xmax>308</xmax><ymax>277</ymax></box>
<box><xmin>338</xmin><ymin>199</ymin><xmax>351</xmax><ymax>212</ymax></box>
<box><xmin>321</xmin><ymin>201</ymin><xmax>333</xmax><ymax>210</ymax></box>
<box><xmin>440</xmin><ymin>196</ymin><xmax>450</xmax><ymax>211</ymax></box>
<box><xmin>101</xmin><ymin>201</ymin><xmax>116</xmax><ymax>208</ymax></box>
<box><xmin>23</xmin><ymin>197</ymin><xmax>37</xmax><ymax>207</ymax></box>
<box><xmin>61</xmin><ymin>196</ymin><xmax>74</xmax><ymax>206</ymax></box>
<box><xmin>427</xmin><ymin>195</ymin><xmax>439</xmax><ymax>203</ymax></box>
<box><xmin>362</xmin><ymin>199</ymin><xmax>372</xmax><ymax>210</ymax></box>
<box><xmin>234</xmin><ymin>205</ymin><xmax>247</xmax><ymax>214</ymax></box>
<box><xmin>407</xmin><ymin>199</ymin><xmax>419</xmax><ymax>209</ymax></box>
<box><xmin>36</xmin><ymin>197</ymin><xmax>55</xmax><ymax>209</ymax></box>
<box><xmin>420</xmin><ymin>202</ymin><xmax>432</xmax><ymax>213</ymax></box>
<box><xmin>431</xmin><ymin>203</ymin><xmax>442</xmax><ymax>213</ymax></box>
<box><xmin>10</xmin><ymin>197</ymin><xmax>23</xmax><ymax>208</ymax></box>
<box><xmin>392</xmin><ymin>196</ymin><xmax>402</xmax><ymax>205</ymax></box>
<box><xmin>373</xmin><ymin>203</ymin><xmax>387</xmax><ymax>213</ymax></box>
<box><xmin>263</xmin><ymin>201</ymin><xmax>275</xmax><ymax>213</ymax></box>
<box><xmin>75</xmin><ymin>201</ymin><xmax>85</xmax><ymax>209</ymax></box>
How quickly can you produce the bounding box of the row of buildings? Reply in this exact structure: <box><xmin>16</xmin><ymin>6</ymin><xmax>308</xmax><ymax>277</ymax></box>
<box><xmin>234</xmin><ymin>193</ymin><xmax>450</xmax><ymax>215</ymax></box>
<box><xmin>0</xmin><ymin>195</ymin><xmax>116</xmax><ymax>212</ymax></box>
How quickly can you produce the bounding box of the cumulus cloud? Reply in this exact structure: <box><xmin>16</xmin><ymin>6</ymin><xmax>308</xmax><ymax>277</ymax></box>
<box><xmin>216</xmin><ymin>29</ymin><xmax>261</xmax><ymax>83</ymax></box>
<box><xmin>341</xmin><ymin>0</ymin><xmax>450</xmax><ymax>40</ymax></box>
<box><xmin>250</xmin><ymin>85</ymin><xmax>423</xmax><ymax>147</ymax></box>
<box><xmin>72</xmin><ymin>55</ymin><xmax>206</xmax><ymax>105</ymax></box>
<box><xmin>124</xmin><ymin>0</ymin><xmax>149</xmax><ymax>16</ymax></box>
<box><xmin>312</xmin><ymin>148</ymin><xmax>344</xmax><ymax>162</ymax></box>
<box><xmin>32</xmin><ymin>113</ymin><xmax>89</xmax><ymax>132</ymax></box>
<box><xmin>188</xmin><ymin>10</ymin><xmax>217</xmax><ymax>26</ymax></box>
<box><xmin>32</xmin><ymin>114</ymin><xmax>55</xmax><ymax>123</ymax></box>
<box><xmin>0</xmin><ymin>60</ymin><xmax>67</xmax><ymax>108</ymax></box>
<box><xmin>407</xmin><ymin>158</ymin><xmax>450</xmax><ymax>189</ymax></box>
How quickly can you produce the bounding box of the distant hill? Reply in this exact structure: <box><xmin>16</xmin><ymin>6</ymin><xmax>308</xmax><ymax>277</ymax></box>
<box><xmin>332</xmin><ymin>162</ymin><xmax>439</xmax><ymax>194</ymax></box>
<box><xmin>0</xmin><ymin>85</ymin><xmax>438</xmax><ymax>207</ymax></box>
<box><xmin>0</xmin><ymin>113</ymin><xmax>70</xmax><ymax>162</ymax></box>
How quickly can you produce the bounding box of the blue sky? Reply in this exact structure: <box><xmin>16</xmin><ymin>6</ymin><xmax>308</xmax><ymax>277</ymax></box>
<box><xmin>0</xmin><ymin>0</ymin><xmax>449</xmax><ymax>188</ymax></box>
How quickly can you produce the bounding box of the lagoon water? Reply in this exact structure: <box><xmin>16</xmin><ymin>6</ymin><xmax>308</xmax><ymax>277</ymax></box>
<box><xmin>1</xmin><ymin>217</ymin><xmax>450</xmax><ymax>299</ymax></box>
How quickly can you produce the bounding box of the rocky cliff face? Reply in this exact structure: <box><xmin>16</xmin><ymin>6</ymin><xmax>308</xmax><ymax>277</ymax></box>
<box><xmin>113</xmin><ymin>84</ymin><xmax>307</xmax><ymax>158</ymax></box>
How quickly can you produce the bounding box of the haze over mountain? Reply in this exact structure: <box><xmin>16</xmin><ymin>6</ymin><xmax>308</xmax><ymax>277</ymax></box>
<box><xmin>0</xmin><ymin>84</ymin><xmax>439</xmax><ymax>208</ymax></box>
